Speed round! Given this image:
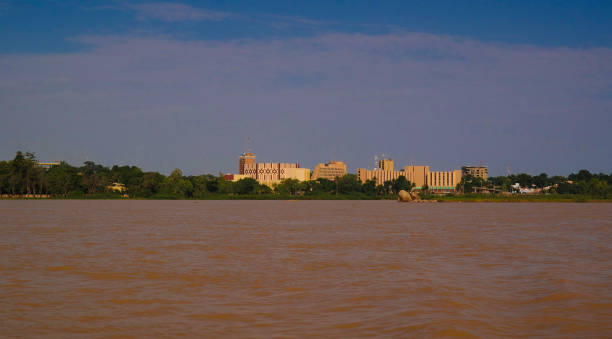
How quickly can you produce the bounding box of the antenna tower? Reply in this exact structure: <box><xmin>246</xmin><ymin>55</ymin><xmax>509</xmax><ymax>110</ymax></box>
<box><xmin>332</xmin><ymin>145</ymin><xmax>337</xmax><ymax>162</ymax></box>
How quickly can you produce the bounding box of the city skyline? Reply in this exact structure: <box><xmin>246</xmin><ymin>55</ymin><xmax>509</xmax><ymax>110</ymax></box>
<box><xmin>1</xmin><ymin>1</ymin><xmax>611</xmax><ymax>176</ymax></box>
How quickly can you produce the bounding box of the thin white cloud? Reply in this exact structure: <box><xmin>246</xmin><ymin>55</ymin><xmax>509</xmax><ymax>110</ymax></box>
<box><xmin>128</xmin><ymin>2</ymin><xmax>230</xmax><ymax>22</ymax></box>
<box><xmin>87</xmin><ymin>2</ymin><xmax>325</xmax><ymax>28</ymax></box>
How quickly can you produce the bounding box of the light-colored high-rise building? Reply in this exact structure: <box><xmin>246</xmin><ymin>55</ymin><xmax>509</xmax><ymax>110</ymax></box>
<box><xmin>461</xmin><ymin>166</ymin><xmax>488</xmax><ymax>181</ymax></box>
<box><xmin>312</xmin><ymin>161</ymin><xmax>347</xmax><ymax>181</ymax></box>
<box><xmin>357</xmin><ymin>157</ymin><xmax>405</xmax><ymax>186</ymax></box>
<box><xmin>239</xmin><ymin>152</ymin><xmax>256</xmax><ymax>175</ymax></box>
<box><xmin>356</xmin><ymin>168</ymin><xmax>406</xmax><ymax>186</ymax></box>
<box><xmin>378</xmin><ymin>158</ymin><xmax>394</xmax><ymax>171</ymax></box>
<box><xmin>402</xmin><ymin>165</ymin><xmax>430</xmax><ymax>189</ymax></box>
<box><xmin>357</xmin><ymin>158</ymin><xmax>462</xmax><ymax>193</ymax></box>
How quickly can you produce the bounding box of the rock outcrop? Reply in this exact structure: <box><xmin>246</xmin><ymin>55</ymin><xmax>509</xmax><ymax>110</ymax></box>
<box><xmin>398</xmin><ymin>190</ymin><xmax>412</xmax><ymax>202</ymax></box>
<box><xmin>398</xmin><ymin>190</ymin><xmax>428</xmax><ymax>202</ymax></box>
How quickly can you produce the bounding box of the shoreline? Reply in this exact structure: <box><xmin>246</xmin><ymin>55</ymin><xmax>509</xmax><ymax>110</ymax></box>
<box><xmin>1</xmin><ymin>195</ymin><xmax>611</xmax><ymax>202</ymax></box>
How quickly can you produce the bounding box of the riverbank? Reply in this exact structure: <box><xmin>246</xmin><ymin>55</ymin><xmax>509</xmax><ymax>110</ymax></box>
<box><xmin>1</xmin><ymin>193</ymin><xmax>611</xmax><ymax>202</ymax></box>
<box><xmin>0</xmin><ymin>193</ymin><xmax>395</xmax><ymax>200</ymax></box>
<box><xmin>423</xmin><ymin>194</ymin><xmax>612</xmax><ymax>203</ymax></box>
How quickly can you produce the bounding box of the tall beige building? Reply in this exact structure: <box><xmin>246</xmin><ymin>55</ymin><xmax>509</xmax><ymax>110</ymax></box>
<box><xmin>312</xmin><ymin>161</ymin><xmax>347</xmax><ymax>180</ymax></box>
<box><xmin>356</xmin><ymin>168</ymin><xmax>407</xmax><ymax>186</ymax></box>
<box><xmin>461</xmin><ymin>166</ymin><xmax>488</xmax><ymax>181</ymax></box>
<box><xmin>239</xmin><ymin>152</ymin><xmax>256</xmax><ymax>175</ymax></box>
<box><xmin>357</xmin><ymin>159</ymin><xmax>462</xmax><ymax>193</ymax></box>
<box><xmin>403</xmin><ymin>165</ymin><xmax>430</xmax><ymax>189</ymax></box>
<box><xmin>356</xmin><ymin>158</ymin><xmax>406</xmax><ymax>186</ymax></box>
<box><xmin>378</xmin><ymin>158</ymin><xmax>394</xmax><ymax>171</ymax></box>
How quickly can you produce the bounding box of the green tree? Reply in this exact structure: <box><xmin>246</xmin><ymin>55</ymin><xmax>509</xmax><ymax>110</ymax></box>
<box><xmin>533</xmin><ymin>173</ymin><xmax>548</xmax><ymax>188</ymax></box>
<box><xmin>0</xmin><ymin>160</ymin><xmax>11</xmax><ymax>194</ymax></box>
<box><xmin>164</xmin><ymin>169</ymin><xmax>193</xmax><ymax>197</ymax></box>
<box><xmin>391</xmin><ymin>176</ymin><xmax>412</xmax><ymax>194</ymax></box>
<box><xmin>189</xmin><ymin>175</ymin><xmax>209</xmax><ymax>198</ymax></box>
<box><xmin>217</xmin><ymin>174</ymin><xmax>234</xmax><ymax>194</ymax></box>
<box><xmin>315</xmin><ymin>178</ymin><xmax>336</xmax><ymax>194</ymax></box>
<box><xmin>235</xmin><ymin>178</ymin><xmax>259</xmax><ymax>195</ymax></box>
<box><xmin>275</xmin><ymin>179</ymin><xmax>301</xmax><ymax>195</ymax></box>
<box><xmin>258</xmin><ymin>184</ymin><xmax>273</xmax><ymax>194</ymax></box>
<box><xmin>569</xmin><ymin>169</ymin><xmax>593</xmax><ymax>182</ymax></box>
<box><xmin>205</xmin><ymin>175</ymin><xmax>219</xmax><ymax>193</ymax></box>
<box><xmin>80</xmin><ymin>161</ymin><xmax>109</xmax><ymax>195</ymax></box>
<box><xmin>337</xmin><ymin>174</ymin><xmax>362</xmax><ymax>194</ymax></box>
<box><xmin>110</xmin><ymin>165</ymin><xmax>143</xmax><ymax>195</ymax></box>
<box><xmin>9</xmin><ymin>151</ymin><xmax>27</xmax><ymax>194</ymax></box>
<box><xmin>47</xmin><ymin>162</ymin><xmax>78</xmax><ymax>196</ymax></box>
<box><xmin>141</xmin><ymin>172</ymin><xmax>165</xmax><ymax>197</ymax></box>
<box><xmin>361</xmin><ymin>179</ymin><xmax>377</xmax><ymax>196</ymax></box>
<box><xmin>457</xmin><ymin>174</ymin><xmax>485</xmax><ymax>193</ymax></box>
<box><xmin>375</xmin><ymin>184</ymin><xmax>387</xmax><ymax>196</ymax></box>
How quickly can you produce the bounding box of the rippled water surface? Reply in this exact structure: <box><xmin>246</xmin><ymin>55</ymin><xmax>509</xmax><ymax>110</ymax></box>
<box><xmin>1</xmin><ymin>200</ymin><xmax>612</xmax><ymax>338</ymax></box>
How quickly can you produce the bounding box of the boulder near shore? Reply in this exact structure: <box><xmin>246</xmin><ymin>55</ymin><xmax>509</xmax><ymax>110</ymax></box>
<box><xmin>398</xmin><ymin>190</ymin><xmax>437</xmax><ymax>203</ymax></box>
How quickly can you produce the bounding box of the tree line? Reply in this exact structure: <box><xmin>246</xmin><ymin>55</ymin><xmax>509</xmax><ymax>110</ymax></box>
<box><xmin>1</xmin><ymin>151</ymin><xmax>610</xmax><ymax>198</ymax></box>
<box><xmin>458</xmin><ymin>170</ymin><xmax>612</xmax><ymax>197</ymax></box>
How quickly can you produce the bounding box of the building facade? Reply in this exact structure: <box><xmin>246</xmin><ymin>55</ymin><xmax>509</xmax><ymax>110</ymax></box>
<box><xmin>356</xmin><ymin>168</ymin><xmax>407</xmax><ymax>186</ymax></box>
<box><xmin>233</xmin><ymin>151</ymin><xmax>310</xmax><ymax>185</ymax></box>
<box><xmin>239</xmin><ymin>152</ymin><xmax>256</xmax><ymax>175</ymax></box>
<box><xmin>461</xmin><ymin>166</ymin><xmax>488</xmax><ymax>181</ymax></box>
<box><xmin>357</xmin><ymin>158</ymin><xmax>462</xmax><ymax>192</ymax></box>
<box><xmin>402</xmin><ymin>165</ymin><xmax>430</xmax><ymax>189</ymax></box>
<box><xmin>35</xmin><ymin>161</ymin><xmax>60</xmax><ymax>169</ymax></box>
<box><xmin>428</xmin><ymin>170</ymin><xmax>462</xmax><ymax>193</ymax></box>
<box><xmin>378</xmin><ymin>158</ymin><xmax>395</xmax><ymax>171</ymax></box>
<box><xmin>243</xmin><ymin>162</ymin><xmax>299</xmax><ymax>181</ymax></box>
<box><xmin>312</xmin><ymin>161</ymin><xmax>347</xmax><ymax>181</ymax></box>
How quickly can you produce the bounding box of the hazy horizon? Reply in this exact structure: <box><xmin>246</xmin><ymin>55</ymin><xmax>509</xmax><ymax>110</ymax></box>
<box><xmin>1</xmin><ymin>1</ymin><xmax>611</xmax><ymax>176</ymax></box>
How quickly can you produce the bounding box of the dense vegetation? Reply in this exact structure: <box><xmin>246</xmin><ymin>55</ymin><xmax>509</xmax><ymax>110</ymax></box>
<box><xmin>1</xmin><ymin>151</ymin><xmax>610</xmax><ymax>199</ymax></box>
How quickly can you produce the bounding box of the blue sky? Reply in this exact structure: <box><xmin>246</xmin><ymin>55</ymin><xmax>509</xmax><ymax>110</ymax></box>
<box><xmin>1</xmin><ymin>1</ymin><xmax>611</xmax><ymax>175</ymax></box>
<box><xmin>2</xmin><ymin>0</ymin><xmax>611</xmax><ymax>53</ymax></box>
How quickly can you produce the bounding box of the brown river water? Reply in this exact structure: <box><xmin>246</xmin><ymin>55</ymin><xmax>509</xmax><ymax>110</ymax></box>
<box><xmin>1</xmin><ymin>200</ymin><xmax>611</xmax><ymax>338</ymax></box>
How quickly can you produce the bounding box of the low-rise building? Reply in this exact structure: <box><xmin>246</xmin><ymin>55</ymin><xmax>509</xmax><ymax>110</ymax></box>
<box><xmin>312</xmin><ymin>161</ymin><xmax>347</xmax><ymax>181</ymax></box>
<box><xmin>36</xmin><ymin>161</ymin><xmax>60</xmax><ymax>169</ymax></box>
<box><xmin>107</xmin><ymin>182</ymin><xmax>126</xmax><ymax>192</ymax></box>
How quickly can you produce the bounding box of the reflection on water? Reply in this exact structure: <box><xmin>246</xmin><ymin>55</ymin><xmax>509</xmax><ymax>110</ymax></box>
<box><xmin>1</xmin><ymin>200</ymin><xmax>611</xmax><ymax>337</ymax></box>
